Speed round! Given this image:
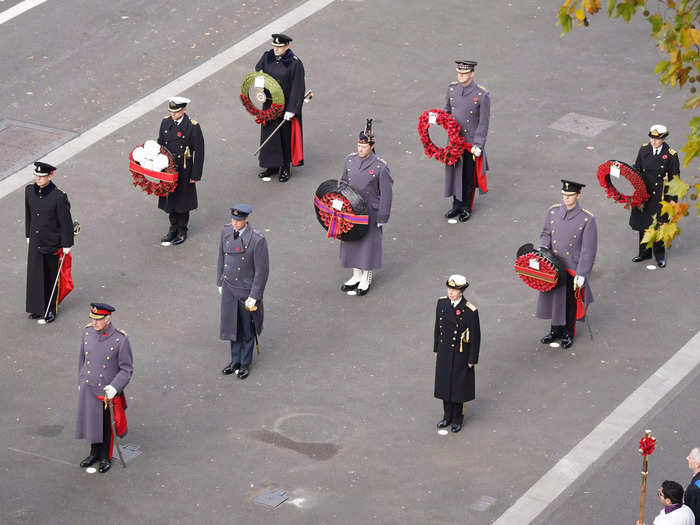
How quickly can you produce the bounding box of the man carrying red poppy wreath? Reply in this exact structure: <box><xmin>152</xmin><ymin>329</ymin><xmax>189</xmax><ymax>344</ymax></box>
<box><xmin>629</xmin><ymin>124</ymin><xmax>680</xmax><ymax>268</ymax></box>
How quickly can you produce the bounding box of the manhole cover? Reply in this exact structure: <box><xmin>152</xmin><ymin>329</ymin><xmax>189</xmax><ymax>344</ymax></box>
<box><xmin>273</xmin><ymin>413</ymin><xmax>342</xmax><ymax>443</ymax></box>
<box><xmin>112</xmin><ymin>443</ymin><xmax>142</xmax><ymax>463</ymax></box>
<box><xmin>470</xmin><ymin>495</ymin><xmax>497</xmax><ymax>512</ymax></box>
<box><xmin>0</xmin><ymin>119</ymin><xmax>77</xmax><ymax>181</ymax></box>
<box><xmin>549</xmin><ymin>112</ymin><xmax>616</xmax><ymax>137</ymax></box>
<box><xmin>253</xmin><ymin>487</ymin><xmax>289</xmax><ymax>508</ymax></box>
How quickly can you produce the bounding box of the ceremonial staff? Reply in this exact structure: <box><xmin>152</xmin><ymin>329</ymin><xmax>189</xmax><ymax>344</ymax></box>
<box><xmin>104</xmin><ymin>397</ymin><xmax>127</xmax><ymax>468</ymax></box>
<box><xmin>252</xmin><ymin>89</ymin><xmax>314</xmax><ymax>156</ymax></box>
<box><xmin>638</xmin><ymin>429</ymin><xmax>657</xmax><ymax>524</ymax></box>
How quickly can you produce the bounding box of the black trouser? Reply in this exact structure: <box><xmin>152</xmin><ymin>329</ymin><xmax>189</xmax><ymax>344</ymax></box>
<box><xmin>443</xmin><ymin>400</ymin><xmax>464</xmax><ymax>425</ymax></box>
<box><xmin>90</xmin><ymin>405</ymin><xmax>112</xmax><ymax>461</ymax></box>
<box><xmin>551</xmin><ymin>273</ymin><xmax>577</xmax><ymax>339</ymax></box>
<box><xmin>168</xmin><ymin>211</ymin><xmax>190</xmax><ymax>233</ymax></box>
<box><xmin>453</xmin><ymin>153</ymin><xmax>476</xmax><ymax>212</ymax></box>
<box><xmin>230</xmin><ymin>301</ymin><xmax>255</xmax><ymax>366</ymax></box>
<box><xmin>637</xmin><ymin>231</ymin><xmax>665</xmax><ymax>261</ymax></box>
<box><xmin>26</xmin><ymin>250</ymin><xmax>59</xmax><ymax>316</ymax></box>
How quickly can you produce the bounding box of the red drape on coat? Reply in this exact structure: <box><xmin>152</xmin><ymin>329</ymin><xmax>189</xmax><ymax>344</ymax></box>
<box><xmin>291</xmin><ymin>117</ymin><xmax>303</xmax><ymax>167</ymax></box>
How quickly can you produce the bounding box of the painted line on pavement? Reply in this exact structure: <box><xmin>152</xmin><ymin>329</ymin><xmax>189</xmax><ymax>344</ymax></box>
<box><xmin>0</xmin><ymin>0</ymin><xmax>336</xmax><ymax>199</ymax></box>
<box><xmin>493</xmin><ymin>330</ymin><xmax>700</xmax><ymax>525</ymax></box>
<box><xmin>8</xmin><ymin>446</ymin><xmax>74</xmax><ymax>467</ymax></box>
<box><xmin>0</xmin><ymin>0</ymin><xmax>46</xmax><ymax>25</ymax></box>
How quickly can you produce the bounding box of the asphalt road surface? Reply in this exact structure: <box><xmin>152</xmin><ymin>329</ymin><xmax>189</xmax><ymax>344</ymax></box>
<box><xmin>1</xmin><ymin>1</ymin><xmax>699</xmax><ymax>524</ymax></box>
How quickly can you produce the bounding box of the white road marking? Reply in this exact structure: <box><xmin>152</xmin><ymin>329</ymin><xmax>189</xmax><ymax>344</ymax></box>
<box><xmin>7</xmin><ymin>446</ymin><xmax>74</xmax><ymax>467</ymax></box>
<box><xmin>0</xmin><ymin>0</ymin><xmax>336</xmax><ymax>199</ymax></box>
<box><xmin>0</xmin><ymin>0</ymin><xmax>46</xmax><ymax>25</ymax></box>
<box><xmin>492</xmin><ymin>330</ymin><xmax>700</xmax><ymax>525</ymax></box>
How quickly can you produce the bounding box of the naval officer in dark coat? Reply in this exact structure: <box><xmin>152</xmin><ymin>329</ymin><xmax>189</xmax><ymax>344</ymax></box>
<box><xmin>629</xmin><ymin>124</ymin><xmax>680</xmax><ymax>268</ymax></box>
<box><xmin>255</xmin><ymin>33</ymin><xmax>306</xmax><ymax>182</ymax></box>
<box><xmin>338</xmin><ymin>120</ymin><xmax>393</xmax><ymax>296</ymax></box>
<box><xmin>157</xmin><ymin>97</ymin><xmax>205</xmax><ymax>246</ymax></box>
<box><xmin>217</xmin><ymin>204</ymin><xmax>270</xmax><ymax>379</ymax></box>
<box><xmin>537</xmin><ymin>180</ymin><xmax>597</xmax><ymax>349</ymax></box>
<box><xmin>444</xmin><ymin>60</ymin><xmax>490</xmax><ymax>222</ymax></box>
<box><xmin>75</xmin><ymin>303</ymin><xmax>133</xmax><ymax>474</ymax></box>
<box><xmin>434</xmin><ymin>275</ymin><xmax>481</xmax><ymax>434</ymax></box>
<box><xmin>25</xmin><ymin>162</ymin><xmax>74</xmax><ymax>324</ymax></box>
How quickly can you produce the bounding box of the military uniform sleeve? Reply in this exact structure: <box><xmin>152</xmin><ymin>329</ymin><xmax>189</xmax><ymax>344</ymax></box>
<box><xmin>286</xmin><ymin>59</ymin><xmax>306</xmax><ymax>115</ymax></box>
<box><xmin>434</xmin><ymin>300</ymin><xmax>441</xmax><ymax>353</ymax></box>
<box><xmin>25</xmin><ymin>187</ymin><xmax>31</xmax><ymax>238</ymax></box>
<box><xmin>444</xmin><ymin>86</ymin><xmax>452</xmax><ymax>114</ymax></box>
<box><xmin>78</xmin><ymin>335</ymin><xmax>86</xmax><ymax>378</ymax></box>
<box><xmin>217</xmin><ymin>229</ymin><xmax>225</xmax><ymax>286</ymax></box>
<box><xmin>473</xmin><ymin>91</ymin><xmax>490</xmax><ymax>149</ymax></box>
<box><xmin>249</xmin><ymin>236</ymin><xmax>269</xmax><ymax>302</ymax></box>
<box><xmin>467</xmin><ymin>310</ymin><xmax>481</xmax><ymax>365</ymax></box>
<box><xmin>539</xmin><ymin>209</ymin><xmax>553</xmax><ymax>249</ymax></box>
<box><xmin>633</xmin><ymin>146</ymin><xmax>643</xmax><ymax>173</ymax></box>
<box><xmin>58</xmin><ymin>192</ymin><xmax>74</xmax><ymax>248</ymax></box>
<box><xmin>110</xmin><ymin>336</ymin><xmax>133</xmax><ymax>393</ymax></box>
<box><xmin>189</xmin><ymin>122</ymin><xmax>205</xmax><ymax>182</ymax></box>
<box><xmin>255</xmin><ymin>53</ymin><xmax>265</xmax><ymax>72</ymax></box>
<box><xmin>339</xmin><ymin>158</ymin><xmax>350</xmax><ymax>184</ymax></box>
<box><xmin>377</xmin><ymin>164</ymin><xmax>393</xmax><ymax>224</ymax></box>
<box><xmin>157</xmin><ymin>119</ymin><xmax>167</xmax><ymax>147</ymax></box>
<box><xmin>576</xmin><ymin>216</ymin><xmax>597</xmax><ymax>279</ymax></box>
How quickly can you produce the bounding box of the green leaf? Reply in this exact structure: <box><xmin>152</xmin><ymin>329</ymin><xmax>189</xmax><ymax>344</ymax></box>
<box><xmin>607</xmin><ymin>0</ymin><xmax>617</xmax><ymax>16</ymax></box>
<box><xmin>641</xmin><ymin>227</ymin><xmax>658</xmax><ymax>247</ymax></box>
<box><xmin>648</xmin><ymin>14</ymin><xmax>664</xmax><ymax>34</ymax></box>
<box><xmin>682</xmin><ymin>95</ymin><xmax>700</xmax><ymax>110</ymax></box>
<box><xmin>559</xmin><ymin>13</ymin><xmax>573</xmax><ymax>34</ymax></box>
<box><xmin>658</xmin><ymin>222</ymin><xmax>680</xmax><ymax>248</ymax></box>
<box><xmin>654</xmin><ymin>60</ymin><xmax>670</xmax><ymax>74</ymax></box>
<box><xmin>666</xmin><ymin>175</ymin><xmax>691</xmax><ymax>200</ymax></box>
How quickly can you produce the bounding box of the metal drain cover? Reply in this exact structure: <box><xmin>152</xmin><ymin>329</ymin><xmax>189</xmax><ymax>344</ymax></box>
<box><xmin>253</xmin><ymin>488</ymin><xmax>289</xmax><ymax>508</ymax></box>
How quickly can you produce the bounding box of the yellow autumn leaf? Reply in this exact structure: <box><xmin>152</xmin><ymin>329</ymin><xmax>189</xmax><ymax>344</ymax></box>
<box><xmin>641</xmin><ymin>227</ymin><xmax>658</xmax><ymax>248</ymax></box>
<box><xmin>660</xmin><ymin>200</ymin><xmax>676</xmax><ymax>219</ymax></box>
<box><xmin>689</xmin><ymin>28</ymin><xmax>700</xmax><ymax>47</ymax></box>
<box><xmin>672</xmin><ymin>202</ymin><xmax>689</xmax><ymax>222</ymax></box>
<box><xmin>658</xmin><ymin>222</ymin><xmax>680</xmax><ymax>248</ymax></box>
<box><xmin>575</xmin><ymin>8</ymin><xmax>586</xmax><ymax>21</ymax></box>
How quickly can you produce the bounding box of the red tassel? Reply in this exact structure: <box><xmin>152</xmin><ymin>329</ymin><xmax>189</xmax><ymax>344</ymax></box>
<box><xmin>291</xmin><ymin>117</ymin><xmax>303</xmax><ymax>167</ymax></box>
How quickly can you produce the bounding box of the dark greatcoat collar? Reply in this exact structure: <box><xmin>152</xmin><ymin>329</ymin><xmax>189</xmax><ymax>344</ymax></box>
<box><xmin>34</xmin><ymin>180</ymin><xmax>56</xmax><ymax>195</ymax></box>
<box><xmin>266</xmin><ymin>48</ymin><xmax>295</xmax><ymax>66</ymax></box>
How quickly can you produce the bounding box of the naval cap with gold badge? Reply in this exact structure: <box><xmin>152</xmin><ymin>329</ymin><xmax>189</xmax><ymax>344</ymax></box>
<box><xmin>167</xmin><ymin>96</ymin><xmax>190</xmax><ymax>112</ymax></box>
<box><xmin>648</xmin><ymin>124</ymin><xmax>669</xmax><ymax>139</ymax></box>
<box><xmin>271</xmin><ymin>33</ymin><xmax>292</xmax><ymax>46</ymax></box>
<box><xmin>446</xmin><ymin>274</ymin><xmax>469</xmax><ymax>291</ymax></box>
<box><xmin>89</xmin><ymin>302</ymin><xmax>115</xmax><ymax>319</ymax></box>
<box><xmin>561</xmin><ymin>179</ymin><xmax>585</xmax><ymax>195</ymax></box>
<box><xmin>231</xmin><ymin>203</ymin><xmax>252</xmax><ymax>219</ymax></box>
<box><xmin>34</xmin><ymin>161</ymin><xmax>56</xmax><ymax>176</ymax></box>
<box><xmin>455</xmin><ymin>60</ymin><xmax>477</xmax><ymax>73</ymax></box>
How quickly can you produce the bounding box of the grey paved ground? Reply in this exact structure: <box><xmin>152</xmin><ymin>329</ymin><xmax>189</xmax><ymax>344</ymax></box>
<box><xmin>1</xmin><ymin>1</ymin><xmax>699</xmax><ymax>524</ymax></box>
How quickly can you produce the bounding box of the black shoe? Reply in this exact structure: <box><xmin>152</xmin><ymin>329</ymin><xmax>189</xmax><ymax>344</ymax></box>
<box><xmin>632</xmin><ymin>254</ymin><xmax>651</xmax><ymax>263</ymax></box>
<box><xmin>437</xmin><ymin>419</ymin><xmax>451</xmax><ymax>429</ymax></box>
<box><xmin>42</xmin><ymin>311</ymin><xmax>56</xmax><ymax>324</ymax></box>
<box><xmin>451</xmin><ymin>423</ymin><xmax>463</xmax><ymax>433</ymax></box>
<box><xmin>278</xmin><ymin>166</ymin><xmax>291</xmax><ymax>182</ymax></box>
<box><xmin>238</xmin><ymin>366</ymin><xmax>249</xmax><ymax>379</ymax></box>
<box><xmin>445</xmin><ymin>207</ymin><xmax>461</xmax><ymax>219</ymax></box>
<box><xmin>258</xmin><ymin>168</ymin><xmax>276</xmax><ymax>179</ymax></box>
<box><xmin>458</xmin><ymin>210</ymin><xmax>471</xmax><ymax>222</ymax></box>
<box><xmin>561</xmin><ymin>335</ymin><xmax>573</xmax><ymax>349</ymax></box>
<box><xmin>28</xmin><ymin>313</ymin><xmax>41</xmax><ymax>319</ymax></box>
<box><xmin>98</xmin><ymin>459</ymin><xmax>111</xmax><ymax>473</ymax></box>
<box><xmin>80</xmin><ymin>455</ymin><xmax>99</xmax><ymax>468</ymax></box>
<box><xmin>541</xmin><ymin>331</ymin><xmax>558</xmax><ymax>344</ymax></box>
<box><xmin>172</xmin><ymin>230</ymin><xmax>187</xmax><ymax>245</ymax></box>
<box><xmin>222</xmin><ymin>362</ymin><xmax>241</xmax><ymax>375</ymax></box>
<box><xmin>356</xmin><ymin>285</ymin><xmax>369</xmax><ymax>296</ymax></box>
<box><xmin>656</xmin><ymin>259</ymin><xmax>666</xmax><ymax>268</ymax></box>
<box><xmin>161</xmin><ymin>230</ymin><xmax>177</xmax><ymax>243</ymax></box>
<box><xmin>340</xmin><ymin>282</ymin><xmax>359</xmax><ymax>292</ymax></box>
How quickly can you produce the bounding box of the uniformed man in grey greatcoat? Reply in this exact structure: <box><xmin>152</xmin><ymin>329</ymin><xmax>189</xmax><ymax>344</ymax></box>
<box><xmin>434</xmin><ymin>274</ymin><xmax>481</xmax><ymax>434</ymax></box>
<box><xmin>25</xmin><ymin>162</ymin><xmax>74</xmax><ymax>324</ymax></box>
<box><xmin>444</xmin><ymin>60</ymin><xmax>490</xmax><ymax>222</ymax></box>
<box><xmin>339</xmin><ymin>120</ymin><xmax>393</xmax><ymax>296</ymax></box>
<box><xmin>537</xmin><ymin>180</ymin><xmax>597</xmax><ymax>349</ymax></box>
<box><xmin>629</xmin><ymin>124</ymin><xmax>680</xmax><ymax>268</ymax></box>
<box><xmin>217</xmin><ymin>204</ymin><xmax>269</xmax><ymax>379</ymax></box>
<box><xmin>76</xmin><ymin>303</ymin><xmax>133</xmax><ymax>474</ymax></box>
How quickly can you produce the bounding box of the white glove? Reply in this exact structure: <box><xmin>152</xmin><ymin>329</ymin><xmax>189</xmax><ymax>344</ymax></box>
<box><xmin>104</xmin><ymin>385</ymin><xmax>117</xmax><ymax>400</ymax></box>
<box><xmin>62</xmin><ymin>247</ymin><xmax>71</xmax><ymax>254</ymax></box>
<box><xmin>26</xmin><ymin>237</ymin><xmax>30</xmax><ymax>244</ymax></box>
<box><xmin>245</xmin><ymin>297</ymin><xmax>256</xmax><ymax>309</ymax></box>
<box><xmin>574</xmin><ymin>275</ymin><xmax>585</xmax><ymax>288</ymax></box>
<box><xmin>377</xmin><ymin>223</ymin><xmax>385</xmax><ymax>228</ymax></box>
<box><xmin>283</xmin><ymin>111</ymin><xmax>294</xmax><ymax>121</ymax></box>
<box><xmin>471</xmin><ymin>145</ymin><xmax>482</xmax><ymax>157</ymax></box>
<box><xmin>218</xmin><ymin>286</ymin><xmax>222</xmax><ymax>295</ymax></box>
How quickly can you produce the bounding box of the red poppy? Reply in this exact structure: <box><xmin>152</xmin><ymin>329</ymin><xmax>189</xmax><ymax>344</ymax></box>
<box><xmin>369</xmin><ymin>169</ymin><xmax>374</xmax><ymax>175</ymax></box>
<box><xmin>473</xmin><ymin>97</ymin><xmax>479</xmax><ymax>102</ymax></box>
<box><xmin>662</xmin><ymin>154</ymin><xmax>667</xmax><ymax>159</ymax></box>
<box><xmin>177</xmin><ymin>131</ymin><xmax>182</xmax><ymax>137</ymax></box>
<box><xmin>456</xmin><ymin>310</ymin><xmax>461</xmax><ymax>315</ymax></box>
<box><xmin>237</xmin><ymin>246</ymin><xmax>241</xmax><ymax>251</ymax></box>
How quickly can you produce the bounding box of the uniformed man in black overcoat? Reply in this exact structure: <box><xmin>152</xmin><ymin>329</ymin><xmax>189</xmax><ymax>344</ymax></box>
<box><xmin>630</xmin><ymin>124</ymin><xmax>680</xmax><ymax>268</ymax></box>
<box><xmin>157</xmin><ymin>97</ymin><xmax>205</xmax><ymax>246</ymax></box>
<box><xmin>25</xmin><ymin>162</ymin><xmax>74</xmax><ymax>323</ymax></box>
<box><xmin>433</xmin><ymin>274</ymin><xmax>481</xmax><ymax>433</ymax></box>
<box><xmin>255</xmin><ymin>33</ymin><xmax>306</xmax><ymax>182</ymax></box>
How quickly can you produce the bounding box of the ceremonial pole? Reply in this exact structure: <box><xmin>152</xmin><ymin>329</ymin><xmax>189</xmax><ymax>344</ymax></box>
<box><xmin>638</xmin><ymin>429</ymin><xmax>656</xmax><ymax>523</ymax></box>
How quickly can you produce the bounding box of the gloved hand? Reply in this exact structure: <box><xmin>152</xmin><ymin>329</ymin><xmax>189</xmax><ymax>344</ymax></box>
<box><xmin>574</xmin><ymin>275</ymin><xmax>585</xmax><ymax>288</ymax></box>
<box><xmin>283</xmin><ymin>111</ymin><xmax>294</xmax><ymax>121</ymax></box>
<box><xmin>245</xmin><ymin>297</ymin><xmax>256</xmax><ymax>310</ymax></box>
<box><xmin>377</xmin><ymin>223</ymin><xmax>386</xmax><ymax>228</ymax></box>
<box><xmin>218</xmin><ymin>286</ymin><xmax>222</xmax><ymax>295</ymax></box>
<box><xmin>26</xmin><ymin>238</ymin><xmax>30</xmax><ymax>244</ymax></box>
<box><xmin>62</xmin><ymin>247</ymin><xmax>71</xmax><ymax>254</ymax></box>
<box><xmin>471</xmin><ymin>145</ymin><xmax>482</xmax><ymax>157</ymax></box>
<box><xmin>104</xmin><ymin>385</ymin><xmax>117</xmax><ymax>400</ymax></box>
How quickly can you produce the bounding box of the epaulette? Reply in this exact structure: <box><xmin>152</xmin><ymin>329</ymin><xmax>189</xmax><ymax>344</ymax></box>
<box><xmin>439</xmin><ymin>296</ymin><xmax>447</xmax><ymax>299</ymax></box>
<box><xmin>376</xmin><ymin>156</ymin><xmax>387</xmax><ymax>166</ymax></box>
<box><xmin>116</xmin><ymin>328</ymin><xmax>128</xmax><ymax>336</ymax></box>
<box><xmin>163</xmin><ymin>115</ymin><xmax>171</xmax><ymax>119</ymax></box>
<box><xmin>449</xmin><ymin>81</ymin><xmax>458</xmax><ymax>85</ymax></box>
<box><xmin>348</xmin><ymin>152</ymin><xmax>358</xmax><ymax>157</ymax></box>
<box><xmin>643</xmin><ymin>142</ymin><xmax>648</xmax><ymax>146</ymax></box>
<box><xmin>669</xmin><ymin>148</ymin><xmax>676</xmax><ymax>155</ymax></box>
<box><xmin>191</xmin><ymin>120</ymin><xmax>198</xmax><ymax>125</ymax></box>
<box><xmin>583</xmin><ymin>208</ymin><xmax>594</xmax><ymax>216</ymax></box>
<box><xmin>85</xmin><ymin>323</ymin><xmax>92</xmax><ymax>328</ymax></box>
<box><xmin>55</xmin><ymin>186</ymin><xmax>65</xmax><ymax>193</ymax></box>
<box><xmin>549</xmin><ymin>203</ymin><xmax>561</xmax><ymax>209</ymax></box>
<box><xmin>465</xmin><ymin>301</ymin><xmax>477</xmax><ymax>311</ymax></box>
<box><xmin>253</xmin><ymin>229</ymin><xmax>264</xmax><ymax>238</ymax></box>
<box><xmin>477</xmin><ymin>84</ymin><xmax>488</xmax><ymax>92</ymax></box>
<box><xmin>293</xmin><ymin>56</ymin><xmax>298</xmax><ymax>60</ymax></box>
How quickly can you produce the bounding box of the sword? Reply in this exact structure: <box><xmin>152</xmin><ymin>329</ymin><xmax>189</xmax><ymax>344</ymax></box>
<box><xmin>252</xmin><ymin>89</ymin><xmax>314</xmax><ymax>156</ymax></box>
<box><xmin>38</xmin><ymin>251</ymin><xmax>67</xmax><ymax>324</ymax></box>
<box><xmin>245</xmin><ymin>300</ymin><xmax>261</xmax><ymax>355</ymax></box>
<box><xmin>106</xmin><ymin>398</ymin><xmax>127</xmax><ymax>468</ymax></box>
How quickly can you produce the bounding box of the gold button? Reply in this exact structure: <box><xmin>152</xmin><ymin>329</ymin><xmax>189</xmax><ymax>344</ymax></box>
<box><xmin>569</xmin><ymin>244</ymin><xmax>573</xmax><ymax>247</ymax></box>
<box><xmin>98</xmin><ymin>383</ymin><xmax>102</xmax><ymax>387</ymax></box>
<box><xmin>87</xmin><ymin>361</ymin><xmax>90</xmax><ymax>364</ymax></box>
<box><xmin>110</xmin><ymin>347</ymin><xmax>114</xmax><ymax>350</ymax></box>
<box><xmin>550</xmin><ymin>220</ymin><xmax>554</xmax><ymax>224</ymax></box>
<box><xmin>106</xmin><ymin>357</ymin><xmax>110</xmax><ymax>360</ymax></box>
<box><xmin>573</xmin><ymin>235</ymin><xmax>577</xmax><ymax>238</ymax></box>
<box><xmin>87</xmin><ymin>371</ymin><xmax>91</xmax><ymax>374</ymax></box>
<box><xmin>116</xmin><ymin>339</ymin><xmax>119</xmax><ymax>342</ymax></box>
<box><xmin>553</xmin><ymin>240</ymin><xmax>557</xmax><ymax>244</ymax></box>
<box><xmin>103</xmin><ymin>365</ymin><xmax>106</xmax><ymax>369</ymax></box>
<box><xmin>566</xmin><ymin>251</ymin><xmax>570</xmax><ymax>255</ymax></box>
<box><xmin>99</xmin><ymin>374</ymin><xmax>103</xmax><ymax>378</ymax></box>
<box><xmin>85</xmin><ymin>380</ymin><xmax>89</xmax><ymax>383</ymax></box>
<box><xmin>554</xmin><ymin>249</ymin><xmax>558</xmax><ymax>253</ymax></box>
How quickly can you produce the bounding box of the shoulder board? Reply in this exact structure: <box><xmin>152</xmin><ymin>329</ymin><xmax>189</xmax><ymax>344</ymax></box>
<box><xmin>439</xmin><ymin>296</ymin><xmax>447</xmax><ymax>299</ymax></box>
<box><xmin>348</xmin><ymin>152</ymin><xmax>358</xmax><ymax>157</ymax></box>
<box><xmin>376</xmin><ymin>156</ymin><xmax>387</xmax><ymax>165</ymax></box>
<box><xmin>191</xmin><ymin>120</ymin><xmax>198</xmax><ymax>125</ymax></box>
<box><xmin>163</xmin><ymin>115</ymin><xmax>171</xmax><ymax>119</ymax></box>
<box><xmin>669</xmin><ymin>148</ymin><xmax>676</xmax><ymax>155</ymax></box>
<box><xmin>253</xmin><ymin>229</ymin><xmax>264</xmax><ymax>238</ymax></box>
<box><xmin>449</xmin><ymin>81</ymin><xmax>458</xmax><ymax>85</ymax></box>
<box><xmin>477</xmin><ymin>84</ymin><xmax>488</xmax><ymax>92</ymax></box>
<box><xmin>293</xmin><ymin>56</ymin><xmax>298</xmax><ymax>60</ymax></box>
<box><xmin>85</xmin><ymin>323</ymin><xmax>92</xmax><ymax>328</ymax></box>
<box><xmin>642</xmin><ymin>142</ymin><xmax>648</xmax><ymax>146</ymax></box>
<box><xmin>465</xmin><ymin>301</ymin><xmax>477</xmax><ymax>311</ymax></box>
<box><xmin>583</xmin><ymin>208</ymin><xmax>594</xmax><ymax>216</ymax></box>
<box><xmin>116</xmin><ymin>328</ymin><xmax>128</xmax><ymax>336</ymax></box>
<box><xmin>55</xmin><ymin>186</ymin><xmax>65</xmax><ymax>193</ymax></box>
<box><xmin>549</xmin><ymin>203</ymin><xmax>561</xmax><ymax>209</ymax></box>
